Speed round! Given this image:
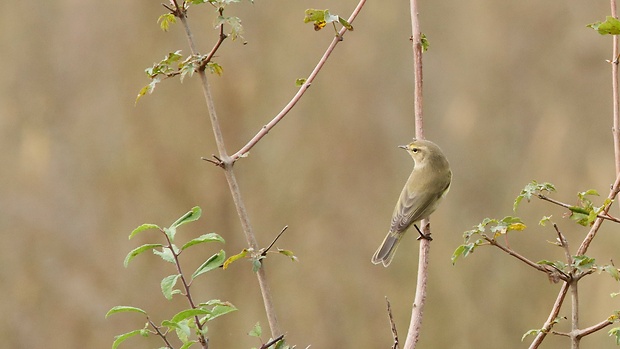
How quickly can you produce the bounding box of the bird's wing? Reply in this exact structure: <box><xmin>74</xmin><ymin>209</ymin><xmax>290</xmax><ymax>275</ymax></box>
<box><xmin>389</xmin><ymin>186</ymin><xmax>440</xmax><ymax>233</ymax></box>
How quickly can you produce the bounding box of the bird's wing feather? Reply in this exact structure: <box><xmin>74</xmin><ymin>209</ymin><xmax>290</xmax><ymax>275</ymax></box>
<box><xmin>389</xmin><ymin>186</ymin><xmax>438</xmax><ymax>233</ymax></box>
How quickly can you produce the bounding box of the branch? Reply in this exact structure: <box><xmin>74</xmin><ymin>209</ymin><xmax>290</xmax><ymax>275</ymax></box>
<box><xmin>485</xmin><ymin>235</ymin><xmax>562</xmax><ymax>278</ymax></box>
<box><xmin>537</xmin><ymin>194</ymin><xmax>620</xmax><ymax>224</ymax></box>
<box><xmin>403</xmin><ymin>229</ymin><xmax>431</xmax><ymax>349</ymax></box>
<box><xmin>386</xmin><ymin>297</ymin><xmax>400</xmax><ymax>349</ymax></box>
<box><xmin>230</xmin><ymin>0</ymin><xmax>367</xmax><ymax>162</ymax></box>
<box><xmin>575</xmin><ymin>318</ymin><xmax>614</xmax><ymax>338</ymax></box>
<box><xmin>612</xmin><ymin>0</ymin><xmax>620</xmax><ymax>174</ymax></box>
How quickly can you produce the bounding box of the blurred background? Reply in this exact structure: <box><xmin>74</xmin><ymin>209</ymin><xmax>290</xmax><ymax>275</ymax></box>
<box><xmin>2</xmin><ymin>0</ymin><xmax>620</xmax><ymax>348</ymax></box>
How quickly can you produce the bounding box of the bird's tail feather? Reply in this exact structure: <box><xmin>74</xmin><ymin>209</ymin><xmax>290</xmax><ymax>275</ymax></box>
<box><xmin>371</xmin><ymin>232</ymin><xmax>403</xmax><ymax>267</ymax></box>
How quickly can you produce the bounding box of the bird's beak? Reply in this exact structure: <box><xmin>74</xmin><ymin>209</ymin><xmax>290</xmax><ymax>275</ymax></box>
<box><xmin>398</xmin><ymin>145</ymin><xmax>408</xmax><ymax>150</ymax></box>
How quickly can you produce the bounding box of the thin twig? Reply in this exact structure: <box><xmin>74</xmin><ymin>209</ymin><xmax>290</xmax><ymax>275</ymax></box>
<box><xmin>403</xmin><ymin>233</ymin><xmax>431</xmax><ymax>349</ymax></box>
<box><xmin>261</xmin><ymin>225</ymin><xmax>289</xmax><ymax>255</ymax></box>
<box><xmin>612</xmin><ymin>0</ymin><xmax>620</xmax><ymax>174</ymax></box>
<box><xmin>259</xmin><ymin>334</ymin><xmax>285</xmax><ymax>349</ymax></box>
<box><xmin>553</xmin><ymin>224</ymin><xmax>572</xmax><ymax>266</ymax></box>
<box><xmin>229</xmin><ymin>0</ymin><xmax>367</xmax><ymax>162</ymax></box>
<box><xmin>575</xmin><ymin>318</ymin><xmax>614</xmax><ymax>338</ymax></box>
<box><xmin>386</xmin><ymin>297</ymin><xmax>399</xmax><ymax>349</ymax></box>
<box><xmin>485</xmin><ymin>235</ymin><xmax>561</xmax><ymax>278</ymax></box>
<box><xmin>537</xmin><ymin>194</ymin><xmax>620</xmax><ymax>224</ymax></box>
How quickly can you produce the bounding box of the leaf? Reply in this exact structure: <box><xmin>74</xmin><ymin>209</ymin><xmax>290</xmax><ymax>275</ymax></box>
<box><xmin>338</xmin><ymin>16</ymin><xmax>353</xmax><ymax>31</ymax></box>
<box><xmin>521</xmin><ymin>329</ymin><xmax>541</xmax><ymax>342</ymax></box>
<box><xmin>451</xmin><ymin>243</ymin><xmax>476</xmax><ymax>264</ymax></box>
<box><xmin>124</xmin><ymin>244</ymin><xmax>163</xmax><ymax>267</ymax></box>
<box><xmin>161</xmin><ymin>274</ymin><xmax>182</xmax><ymax>300</ymax></box>
<box><xmin>252</xmin><ymin>257</ymin><xmax>263</xmax><ymax>272</ymax></box>
<box><xmin>112</xmin><ymin>329</ymin><xmax>145</xmax><ymax>349</ymax></box>
<box><xmin>539</xmin><ymin>215</ymin><xmax>552</xmax><ymax>226</ymax></box>
<box><xmin>588</xmin><ymin>16</ymin><xmax>620</xmax><ymax>35</ymax></box>
<box><xmin>514</xmin><ymin>180</ymin><xmax>556</xmax><ymax>211</ymax></box>
<box><xmin>248</xmin><ymin>322</ymin><xmax>262</xmax><ymax>337</ymax></box>
<box><xmin>180</xmin><ymin>341</ymin><xmax>197</xmax><ymax>349</ymax></box>
<box><xmin>129</xmin><ymin>223</ymin><xmax>161</xmax><ymax>239</ymax></box>
<box><xmin>609</xmin><ymin>327</ymin><xmax>620</xmax><ymax>345</ymax></box>
<box><xmin>171</xmin><ymin>206</ymin><xmax>202</xmax><ymax>230</ymax></box>
<box><xmin>303</xmin><ymin>9</ymin><xmax>349</xmax><ymax>31</ymax></box>
<box><xmin>182</xmin><ymin>233</ymin><xmax>225</xmax><ymax>250</ymax></box>
<box><xmin>105</xmin><ymin>306</ymin><xmax>147</xmax><ymax>318</ymax></box>
<box><xmin>223</xmin><ymin>249</ymin><xmax>248</xmax><ymax>270</ymax></box>
<box><xmin>572</xmin><ymin>255</ymin><xmax>595</xmax><ymax>272</ymax></box>
<box><xmin>198</xmin><ymin>300</ymin><xmax>238</xmax><ymax>322</ymax></box>
<box><xmin>158</xmin><ymin>13</ymin><xmax>177</xmax><ymax>31</ymax></box>
<box><xmin>278</xmin><ymin>249</ymin><xmax>298</xmax><ymax>261</ymax></box>
<box><xmin>206</xmin><ymin>62</ymin><xmax>223</xmax><ymax>76</ymax></box>
<box><xmin>171</xmin><ymin>308</ymin><xmax>211</xmax><ymax>323</ymax></box>
<box><xmin>420</xmin><ymin>33</ymin><xmax>429</xmax><ymax>52</ymax></box>
<box><xmin>604</xmin><ymin>265</ymin><xmax>620</xmax><ymax>281</ymax></box>
<box><xmin>192</xmin><ymin>250</ymin><xmax>226</xmax><ymax>279</ymax></box>
<box><xmin>135</xmin><ymin>77</ymin><xmax>161</xmax><ymax>104</ymax></box>
<box><xmin>295</xmin><ymin>78</ymin><xmax>307</xmax><ymax>87</ymax></box>
<box><xmin>153</xmin><ymin>246</ymin><xmax>178</xmax><ymax>264</ymax></box>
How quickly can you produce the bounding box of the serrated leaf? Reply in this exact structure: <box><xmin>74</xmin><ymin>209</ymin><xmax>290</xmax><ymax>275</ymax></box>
<box><xmin>161</xmin><ymin>274</ymin><xmax>182</xmax><ymax>300</ymax></box>
<box><xmin>192</xmin><ymin>250</ymin><xmax>226</xmax><ymax>278</ymax></box>
<box><xmin>223</xmin><ymin>249</ymin><xmax>248</xmax><ymax>269</ymax></box>
<box><xmin>171</xmin><ymin>206</ymin><xmax>202</xmax><ymax>230</ymax></box>
<box><xmin>182</xmin><ymin>233</ymin><xmax>225</xmax><ymax>250</ymax></box>
<box><xmin>106</xmin><ymin>306</ymin><xmax>147</xmax><ymax>318</ymax></box>
<box><xmin>588</xmin><ymin>16</ymin><xmax>620</xmax><ymax>35</ymax></box>
<box><xmin>158</xmin><ymin>13</ymin><xmax>177</xmax><ymax>31</ymax></box>
<box><xmin>153</xmin><ymin>246</ymin><xmax>178</xmax><ymax>264</ymax></box>
<box><xmin>539</xmin><ymin>215</ymin><xmax>552</xmax><ymax>226</ymax></box>
<box><xmin>175</xmin><ymin>319</ymin><xmax>192</xmax><ymax>342</ymax></box>
<box><xmin>206</xmin><ymin>62</ymin><xmax>223</xmax><ymax>76</ymax></box>
<box><xmin>248</xmin><ymin>322</ymin><xmax>262</xmax><ymax>337</ymax></box>
<box><xmin>129</xmin><ymin>224</ymin><xmax>161</xmax><ymax>239</ymax></box>
<box><xmin>605</xmin><ymin>266</ymin><xmax>620</xmax><ymax>281</ymax></box>
<box><xmin>135</xmin><ymin>77</ymin><xmax>161</xmax><ymax>104</ymax></box>
<box><xmin>171</xmin><ymin>308</ymin><xmax>211</xmax><ymax>323</ymax></box>
<box><xmin>451</xmin><ymin>243</ymin><xmax>476</xmax><ymax>264</ymax></box>
<box><xmin>124</xmin><ymin>244</ymin><xmax>163</xmax><ymax>267</ymax></box>
<box><xmin>112</xmin><ymin>329</ymin><xmax>144</xmax><ymax>349</ymax></box>
<box><xmin>573</xmin><ymin>255</ymin><xmax>596</xmax><ymax>271</ymax></box>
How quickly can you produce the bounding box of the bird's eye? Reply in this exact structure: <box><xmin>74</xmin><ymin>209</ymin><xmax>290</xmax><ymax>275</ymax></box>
<box><xmin>412</xmin><ymin>148</ymin><xmax>419</xmax><ymax>153</ymax></box>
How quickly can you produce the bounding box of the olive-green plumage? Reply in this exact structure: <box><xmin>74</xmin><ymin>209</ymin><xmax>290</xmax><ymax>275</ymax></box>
<box><xmin>371</xmin><ymin>139</ymin><xmax>452</xmax><ymax>267</ymax></box>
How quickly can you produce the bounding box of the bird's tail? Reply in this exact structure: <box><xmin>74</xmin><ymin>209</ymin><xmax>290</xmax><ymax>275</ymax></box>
<box><xmin>371</xmin><ymin>231</ymin><xmax>403</xmax><ymax>267</ymax></box>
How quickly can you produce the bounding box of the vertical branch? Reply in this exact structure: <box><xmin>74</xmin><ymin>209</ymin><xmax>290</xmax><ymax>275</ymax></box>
<box><xmin>404</xmin><ymin>1</ymin><xmax>429</xmax><ymax>348</ymax></box>
<box><xmin>411</xmin><ymin>0</ymin><xmax>424</xmax><ymax>140</ymax></box>
<box><xmin>570</xmin><ymin>279</ymin><xmax>579</xmax><ymax>349</ymax></box>
<box><xmin>612</xmin><ymin>0</ymin><xmax>620</xmax><ymax>174</ymax></box>
<box><xmin>172</xmin><ymin>3</ymin><xmax>282</xmax><ymax>338</ymax></box>
<box><xmin>403</xmin><ymin>238</ymin><xmax>430</xmax><ymax>349</ymax></box>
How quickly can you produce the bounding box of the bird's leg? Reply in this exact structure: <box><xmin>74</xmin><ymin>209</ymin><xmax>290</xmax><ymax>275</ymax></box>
<box><xmin>414</xmin><ymin>224</ymin><xmax>432</xmax><ymax>241</ymax></box>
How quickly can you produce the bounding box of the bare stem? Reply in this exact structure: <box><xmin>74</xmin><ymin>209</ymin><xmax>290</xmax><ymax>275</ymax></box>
<box><xmin>612</xmin><ymin>0</ymin><xmax>620</xmax><ymax>174</ymax></box>
<box><xmin>537</xmin><ymin>194</ymin><xmax>620</xmax><ymax>224</ymax></box>
<box><xmin>230</xmin><ymin>0</ymin><xmax>367</xmax><ymax>162</ymax></box>
<box><xmin>570</xmin><ymin>279</ymin><xmax>579</xmax><ymax>349</ymax></box>
<box><xmin>403</xmin><ymin>231</ymin><xmax>430</xmax><ymax>349</ymax></box>
<box><xmin>411</xmin><ymin>0</ymin><xmax>424</xmax><ymax>140</ymax></box>
<box><xmin>386</xmin><ymin>297</ymin><xmax>400</xmax><ymax>349</ymax></box>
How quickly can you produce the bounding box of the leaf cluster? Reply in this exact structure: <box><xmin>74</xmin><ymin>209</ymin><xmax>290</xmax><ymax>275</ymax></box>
<box><xmin>109</xmin><ymin>207</ymin><xmax>235</xmax><ymax>349</ymax></box>
<box><xmin>303</xmin><ymin>9</ymin><xmax>353</xmax><ymax>33</ymax></box>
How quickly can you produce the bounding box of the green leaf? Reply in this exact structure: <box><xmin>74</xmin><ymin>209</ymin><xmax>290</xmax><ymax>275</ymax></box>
<box><xmin>451</xmin><ymin>243</ymin><xmax>476</xmax><ymax>264</ymax></box>
<box><xmin>158</xmin><ymin>13</ymin><xmax>177</xmax><ymax>31</ymax></box>
<box><xmin>135</xmin><ymin>77</ymin><xmax>161</xmax><ymax>104</ymax></box>
<box><xmin>214</xmin><ymin>16</ymin><xmax>244</xmax><ymax>40</ymax></box>
<box><xmin>572</xmin><ymin>255</ymin><xmax>595</xmax><ymax>272</ymax></box>
<box><xmin>539</xmin><ymin>215</ymin><xmax>552</xmax><ymax>226</ymax></box>
<box><xmin>420</xmin><ymin>33</ymin><xmax>429</xmax><ymax>52</ymax></box>
<box><xmin>192</xmin><ymin>250</ymin><xmax>226</xmax><ymax>279</ymax></box>
<box><xmin>105</xmin><ymin>306</ymin><xmax>147</xmax><ymax>318</ymax></box>
<box><xmin>199</xmin><ymin>300</ymin><xmax>238</xmax><ymax>322</ymax></box>
<box><xmin>182</xmin><ymin>233</ymin><xmax>225</xmax><ymax>250</ymax></box>
<box><xmin>153</xmin><ymin>246</ymin><xmax>178</xmax><ymax>264</ymax></box>
<box><xmin>112</xmin><ymin>329</ymin><xmax>145</xmax><ymax>349</ymax></box>
<box><xmin>161</xmin><ymin>274</ymin><xmax>182</xmax><ymax>300</ymax></box>
<box><xmin>171</xmin><ymin>308</ymin><xmax>211</xmax><ymax>323</ymax></box>
<box><xmin>180</xmin><ymin>341</ymin><xmax>197</xmax><ymax>349</ymax></box>
<box><xmin>514</xmin><ymin>180</ymin><xmax>556</xmax><ymax>211</ymax></box>
<box><xmin>521</xmin><ymin>329</ymin><xmax>541</xmax><ymax>342</ymax></box>
<box><xmin>248</xmin><ymin>322</ymin><xmax>262</xmax><ymax>337</ymax></box>
<box><xmin>338</xmin><ymin>16</ymin><xmax>353</xmax><ymax>31</ymax></box>
<box><xmin>206</xmin><ymin>62</ymin><xmax>223</xmax><ymax>76</ymax></box>
<box><xmin>604</xmin><ymin>265</ymin><xmax>620</xmax><ymax>281</ymax></box>
<box><xmin>278</xmin><ymin>249</ymin><xmax>298</xmax><ymax>261</ymax></box>
<box><xmin>609</xmin><ymin>327</ymin><xmax>620</xmax><ymax>345</ymax></box>
<box><xmin>295</xmin><ymin>78</ymin><xmax>307</xmax><ymax>87</ymax></box>
<box><xmin>252</xmin><ymin>257</ymin><xmax>263</xmax><ymax>272</ymax></box>
<box><xmin>124</xmin><ymin>244</ymin><xmax>163</xmax><ymax>267</ymax></box>
<box><xmin>171</xmin><ymin>206</ymin><xmax>202</xmax><ymax>230</ymax></box>
<box><xmin>129</xmin><ymin>224</ymin><xmax>161</xmax><ymax>239</ymax></box>
<box><xmin>588</xmin><ymin>16</ymin><xmax>620</xmax><ymax>35</ymax></box>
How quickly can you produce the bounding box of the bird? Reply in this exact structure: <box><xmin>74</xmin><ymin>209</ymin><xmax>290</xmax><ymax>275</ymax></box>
<box><xmin>371</xmin><ymin>139</ymin><xmax>452</xmax><ymax>267</ymax></box>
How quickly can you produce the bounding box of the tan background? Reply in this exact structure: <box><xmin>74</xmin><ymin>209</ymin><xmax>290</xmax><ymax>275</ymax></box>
<box><xmin>2</xmin><ymin>0</ymin><xmax>620</xmax><ymax>348</ymax></box>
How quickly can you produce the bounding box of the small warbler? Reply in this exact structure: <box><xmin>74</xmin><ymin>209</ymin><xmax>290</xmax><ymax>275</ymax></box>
<box><xmin>372</xmin><ymin>139</ymin><xmax>452</xmax><ymax>267</ymax></box>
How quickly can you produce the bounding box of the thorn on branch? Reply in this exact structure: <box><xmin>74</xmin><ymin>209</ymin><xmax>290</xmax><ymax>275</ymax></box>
<box><xmin>201</xmin><ymin>154</ymin><xmax>225</xmax><ymax>168</ymax></box>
